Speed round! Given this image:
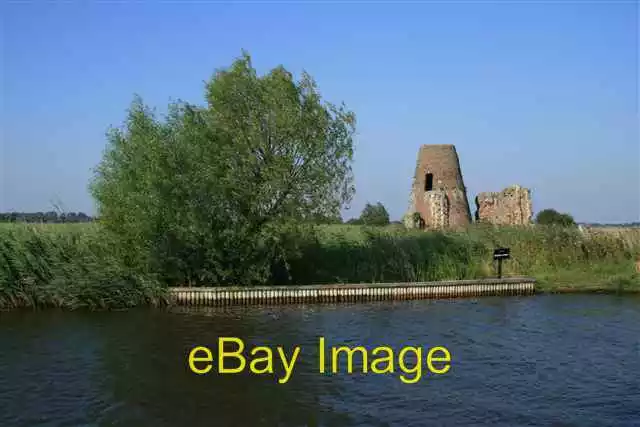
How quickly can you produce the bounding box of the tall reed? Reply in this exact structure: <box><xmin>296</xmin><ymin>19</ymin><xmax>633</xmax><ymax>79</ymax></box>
<box><xmin>2</xmin><ymin>223</ymin><xmax>638</xmax><ymax>309</ymax></box>
<box><xmin>0</xmin><ymin>223</ymin><xmax>166</xmax><ymax>309</ymax></box>
<box><xmin>283</xmin><ymin>224</ymin><xmax>639</xmax><ymax>287</ymax></box>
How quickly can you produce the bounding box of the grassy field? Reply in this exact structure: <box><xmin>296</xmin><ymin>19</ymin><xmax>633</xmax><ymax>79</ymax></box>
<box><xmin>1</xmin><ymin>222</ymin><xmax>639</xmax><ymax>309</ymax></box>
<box><xmin>300</xmin><ymin>224</ymin><xmax>640</xmax><ymax>289</ymax></box>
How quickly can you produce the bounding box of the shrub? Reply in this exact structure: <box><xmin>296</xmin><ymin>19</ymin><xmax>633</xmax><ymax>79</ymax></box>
<box><xmin>535</xmin><ymin>209</ymin><xmax>576</xmax><ymax>227</ymax></box>
<box><xmin>90</xmin><ymin>52</ymin><xmax>356</xmax><ymax>286</ymax></box>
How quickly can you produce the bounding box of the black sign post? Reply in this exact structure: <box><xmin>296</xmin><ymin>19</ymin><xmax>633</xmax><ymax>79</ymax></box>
<box><xmin>493</xmin><ymin>248</ymin><xmax>510</xmax><ymax>279</ymax></box>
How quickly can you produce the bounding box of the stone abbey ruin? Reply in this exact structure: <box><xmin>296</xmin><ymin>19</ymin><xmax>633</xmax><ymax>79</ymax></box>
<box><xmin>404</xmin><ymin>144</ymin><xmax>532</xmax><ymax>229</ymax></box>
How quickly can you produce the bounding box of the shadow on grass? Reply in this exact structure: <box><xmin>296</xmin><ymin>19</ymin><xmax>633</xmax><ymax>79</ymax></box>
<box><xmin>275</xmin><ymin>228</ymin><xmax>489</xmax><ymax>285</ymax></box>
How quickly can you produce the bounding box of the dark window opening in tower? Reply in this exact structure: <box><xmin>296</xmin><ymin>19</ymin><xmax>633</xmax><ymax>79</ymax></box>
<box><xmin>425</xmin><ymin>173</ymin><xmax>433</xmax><ymax>191</ymax></box>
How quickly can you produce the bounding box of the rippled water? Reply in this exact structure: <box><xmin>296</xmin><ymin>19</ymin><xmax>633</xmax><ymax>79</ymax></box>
<box><xmin>1</xmin><ymin>295</ymin><xmax>639</xmax><ymax>426</ymax></box>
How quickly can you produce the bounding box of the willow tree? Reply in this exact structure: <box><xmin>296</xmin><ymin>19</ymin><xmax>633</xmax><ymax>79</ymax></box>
<box><xmin>91</xmin><ymin>52</ymin><xmax>356</xmax><ymax>285</ymax></box>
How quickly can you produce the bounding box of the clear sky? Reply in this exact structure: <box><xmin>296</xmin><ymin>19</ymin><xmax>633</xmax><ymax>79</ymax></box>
<box><xmin>2</xmin><ymin>1</ymin><xmax>639</xmax><ymax>223</ymax></box>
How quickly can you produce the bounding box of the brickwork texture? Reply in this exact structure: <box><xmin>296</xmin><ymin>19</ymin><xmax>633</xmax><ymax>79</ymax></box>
<box><xmin>405</xmin><ymin>145</ymin><xmax>532</xmax><ymax>229</ymax></box>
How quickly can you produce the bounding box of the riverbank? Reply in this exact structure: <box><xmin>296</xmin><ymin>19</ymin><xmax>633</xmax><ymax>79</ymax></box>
<box><xmin>1</xmin><ymin>223</ymin><xmax>638</xmax><ymax>309</ymax></box>
<box><xmin>535</xmin><ymin>265</ymin><xmax>640</xmax><ymax>295</ymax></box>
<box><xmin>169</xmin><ymin>278</ymin><xmax>537</xmax><ymax>306</ymax></box>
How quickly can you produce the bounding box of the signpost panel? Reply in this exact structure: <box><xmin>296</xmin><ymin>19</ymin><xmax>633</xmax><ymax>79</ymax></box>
<box><xmin>493</xmin><ymin>248</ymin><xmax>511</xmax><ymax>278</ymax></box>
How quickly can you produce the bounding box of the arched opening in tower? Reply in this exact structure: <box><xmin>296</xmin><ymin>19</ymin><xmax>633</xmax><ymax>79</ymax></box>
<box><xmin>425</xmin><ymin>173</ymin><xmax>433</xmax><ymax>191</ymax></box>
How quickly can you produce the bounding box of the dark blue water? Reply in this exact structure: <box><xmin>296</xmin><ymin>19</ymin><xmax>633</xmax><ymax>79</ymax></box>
<box><xmin>1</xmin><ymin>295</ymin><xmax>639</xmax><ymax>426</ymax></box>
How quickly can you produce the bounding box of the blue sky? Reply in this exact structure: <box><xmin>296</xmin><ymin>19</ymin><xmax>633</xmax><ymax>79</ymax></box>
<box><xmin>2</xmin><ymin>1</ymin><xmax>638</xmax><ymax>223</ymax></box>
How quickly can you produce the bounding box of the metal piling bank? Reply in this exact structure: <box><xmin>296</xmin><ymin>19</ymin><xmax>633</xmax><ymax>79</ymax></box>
<box><xmin>169</xmin><ymin>277</ymin><xmax>536</xmax><ymax>306</ymax></box>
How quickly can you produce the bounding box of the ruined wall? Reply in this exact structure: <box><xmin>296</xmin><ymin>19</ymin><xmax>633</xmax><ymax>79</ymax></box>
<box><xmin>405</xmin><ymin>144</ymin><xmax>471</xmax><ymax>229</ymax></box>
<box><xmin>475</xmin><ymin>185</ymin><xmax>533</xmax><ymax>225</ymax></box>
<box><xmin>426</xmin><ymin>190</ymin><xmax>450</xmax><ymax>229</ymax></box>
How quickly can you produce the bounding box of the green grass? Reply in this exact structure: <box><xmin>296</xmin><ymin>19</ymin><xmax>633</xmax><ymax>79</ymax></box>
<box><xmin>1</xmin><ymin>222</ymin><xmax>639</xmax><ymax>309</ymax></box>
<box><xmin>287</xmin><ymin>224</ymin><xmax>639</xmax><ymax>288</ymax></box>
<box><xmin>533</xmin><ymin>263</ymin><xmax>640</xmax><ymax>294</ymax></box>
<box><xmin>0</xmin><ymin>223</ymin><xmax>167</xmax><ymax>310</ymax></box>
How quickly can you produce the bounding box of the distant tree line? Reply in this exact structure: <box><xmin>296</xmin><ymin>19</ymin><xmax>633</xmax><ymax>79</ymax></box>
<box><xmin>579</xmin><ymin>222</ymin><xmax>640</xmax><ymax>228</ymax></box>
<box><xmin>535</xmin><ymin>209</ymin><xmax>576</xmax><ymax>227</ymax></box>
<box><xmin>0</xmin><ymin>212</ymin><xmax>94</xmax><ymax>223</ymax></box>
<box><xmin>346</xmin><ymin>202</ymin><xmax>391</xmax><ymax>226</ymax></box>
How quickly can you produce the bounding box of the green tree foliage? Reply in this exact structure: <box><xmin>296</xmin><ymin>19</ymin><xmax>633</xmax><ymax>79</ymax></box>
<box><xmin>359</xmin><ymin>202</ymin><xmax>390</xmax><ymax>226</ymax></box>
<box><xmin>535</xmin><ymin>209</ymin><xmax>576</xmax><ymax>227</ymax></box>
<box><xmin>90</xmin><ymin>52</ymin><xmax>356</xmax><ymax>286</ymax></box>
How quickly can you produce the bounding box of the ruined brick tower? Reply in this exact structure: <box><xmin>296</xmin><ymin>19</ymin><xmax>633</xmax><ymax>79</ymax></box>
<box><xmin>404</xmin><ymin>144</ymin><xmax>472</xmax><ymax>229</ymax></box>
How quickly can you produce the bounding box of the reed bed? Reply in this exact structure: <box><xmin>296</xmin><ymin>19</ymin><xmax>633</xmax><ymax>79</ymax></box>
<box><xmin>1</xmin><ymin>223</ymin><xmax>638</xmax><ymax>309</ymax></box>
<box><xmin>0</xmin><ymin>223</ymin><xmax>167</xmax><ymax>309</ymax></box>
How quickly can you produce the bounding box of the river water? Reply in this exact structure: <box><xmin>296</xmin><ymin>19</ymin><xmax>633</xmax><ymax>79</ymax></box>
<box><xmin>1</xmin><ymin>295</ymin><xmax>639</xmax><ymax>427</ymax></box>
